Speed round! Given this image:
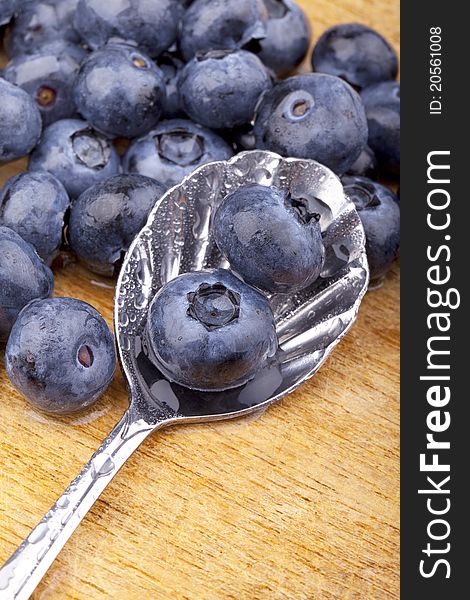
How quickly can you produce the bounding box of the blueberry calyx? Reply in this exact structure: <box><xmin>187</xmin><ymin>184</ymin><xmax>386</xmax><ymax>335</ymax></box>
<box><xmin>345</xmin><ymin>183</ymin><xmax>381</xmax><ymax>210</ymax></box>
<box><xmin>282</xmin><ymin>91</ymin><xmax>314</xmax><ymax>121</ymax></box>
<box><xmin>77</xmin><ymin>344</ymin><xmax>94</xmax><ymax>368</ymax></box>
<box><xmin>131</xmin><ymin>54</ymin><xmax>149</xmax><ymax>69</ymax></box>
<box><xmin>292</xmin><ymin>100</ymin><xmax>310</xmax><ymax>117</ymax></box>
<box><xmin>36</xmin><ymin>86</ymin><xmax>57</xmax><ymax>107</ymax></box>
<box><xmin>285</xmin><ymin>195</ymin><xmax>321</xmax><ymax>225</ymax></box>
<box><xmin>156</xmin><ymin>130</ymin><xmax>204</xmax><ymax>165</ymax></box>
<box><xmin>72</xmin><ymin>129</ymin><xmax>112</xmax><ymax>169</ymax></box>
<box><xmin>187</xmin><ymin>283</ymin><xmax>241</xmax><ymax>330</ymax></box>
<box><xmin>25</xmin><ymin>351</ymin><xmax>36</xmax><ymax>367</ymax></box>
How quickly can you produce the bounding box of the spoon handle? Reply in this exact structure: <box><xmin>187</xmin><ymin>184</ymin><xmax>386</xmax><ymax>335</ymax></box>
<box><xmin>0</xmin><ymin>409</ymin><xmax>165</xmax><ymax>600</ymax></box>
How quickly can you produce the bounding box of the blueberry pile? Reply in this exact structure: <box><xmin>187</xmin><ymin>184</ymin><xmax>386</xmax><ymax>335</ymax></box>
<box><xmin>0</xmin><ymin>1</ymin><xmax>400</xmax><ymax>412</ymax></box>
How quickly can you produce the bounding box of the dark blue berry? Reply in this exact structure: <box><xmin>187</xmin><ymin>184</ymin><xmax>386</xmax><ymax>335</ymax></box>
<box><xmin>29</xmin><ymin>118</ymin><xmax>121</xmax><ymax>198</ymax></box>
<box><xmin>0</xmin><ymin>226</ymin><xmax>54</xmax><ymax>342</ymax></box>
<box><xmin>74</xmin><ymin>0</ymin><xmax>184</xmax><ymax>58</ymax></box>
<box><xmin>146</xmin><ymin>269</ymin><xmax>278</xmax><ymax>391</ymax></box>
<box><xmin>213</xmin><ymin>184</ymin><xmax>325</xmax><ymax>293</ymax></box>
<box><xmin>123</xmin><ymin>119</ymin><xmax>233</xmax><ymax>189</ymax></box>
<box><xmin>312</xmin><ymin>23</ymin><xmax>398</xmax><ymax>89</ymax></box>
<box><xmin>68</xmin><ymin>174</ymin><xmax>166</xmax><ymax>275</ymax></box>
<box><xmin>179</xmin><ymin>0</ymin><xmax>268</xmax><ymax>62</ymax></box>
<box><xmin>4</xmin><ymin>0</ymin><xmax>80</xmax><ymax>58</ymax></box>
<box><xmin>257</xmin><ymin>0</ymin><xmax>311</xmax><ymax>77</ymax></box>
<box><xmin>5</xmin><ymin>297</ymin><xmax>116</xmax><ymax>413</ymax></box>
<box><xmin>361</xmin><ymin>81</ymin><xmax>400</xmax><ymax>176</ymax></box>
<box><xmin>3</xmin><ymin>41</ymin><xmax>87</xmax><ymax>126</ymax></box>
<box><xmin>0</xmin><ymin>78</ymin><xmax>42</xmax><ymax>163</ymax></box>
<box><xmin>73</xmin><ymin>43</ymin><xmax>166</xmax><ymax>139</ymax></box>
<box><xmin>0</xmin><ymin>171</ymin><xmax>70</xmax><ymax>264</ymax></box>
<box><xmin>254</xmin><ymin>73</ymin><xmax>368</xmax><ymax>174</ymax></box>
<box><xmin>342</xmin><ymin>175</ymin><xmax>400</xmax><ymax>280</ymax></box>
<box><xmin>179</xmin><ymin>49</ymin><xmax>272</xmax><ymax>130</ymax></box>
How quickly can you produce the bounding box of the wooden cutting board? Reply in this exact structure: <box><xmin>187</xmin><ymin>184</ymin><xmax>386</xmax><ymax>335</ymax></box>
<box><xmin>0</xmin><ymin>1</ymin><xmax>400</xmax><ymax>598</ymax></box>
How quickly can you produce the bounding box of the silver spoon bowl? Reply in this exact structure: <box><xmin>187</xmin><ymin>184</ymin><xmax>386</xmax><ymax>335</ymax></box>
<box><xmin>0</xmin><ymin>151</ymin><xmax>369</xmax><ymax>599</ymax></box>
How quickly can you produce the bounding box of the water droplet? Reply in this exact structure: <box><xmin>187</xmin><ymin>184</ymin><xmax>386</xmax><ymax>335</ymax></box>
<box><xmin>120</xmin><ymin>334</ymin><xmax>131</xmax><ymax>351</ymax></box>
<box><xmin>136</xmin><ymin>257</ymin><xmax>152</xmax><ymax>286</ymax></box>
<box><xmin>56</xmin><ymin>496</ymin><xmax>70</xmax><ymax>509</ymax></box>
<box><xmin>119</xmin><ymin>312</ymin><xmax>129</xmax><ymax>327</ymax></box>
<box><xmin>49</xmin><ymin>529</ymin><xmax>60</xmax><ymax>542</ymax></box>
<box><xmin>0</xmin><ymin>560</ymin><xmax>16</xmax><ymax>590</ymax></box>
<box><xmin>134</xmin><ymin>292</ymin><xmax>147</xmax><ymax>310</ymax></box>
<box><xmin>27</xmin><ymin>523</ymin><xmax>49</xmax><ymax>544</ymax></box>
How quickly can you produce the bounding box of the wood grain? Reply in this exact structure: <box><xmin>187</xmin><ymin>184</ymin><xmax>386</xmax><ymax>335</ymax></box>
<box><xmin>0</xmin><ymin>1</ymin><xmax>400</xmax><ymax>598</ymax></box>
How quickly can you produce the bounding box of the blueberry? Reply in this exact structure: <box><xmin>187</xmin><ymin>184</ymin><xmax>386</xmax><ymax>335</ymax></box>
<box><xmin>361</xmin><ymin>80</ymin><xmax>400</xmax><ymax>107</ymax></box>
<box><xmin>0</xmin><ymin>78</ymin><xmax>42</xmax><ymax>164</ymax></box>
<box><xmin>4</xmin><ymin>0</ymin><xmax>80</xmax><ymax>58</ymax></box>
<box><xmin>146</xmin><ymin>269</ymin><xmax>278</xmax><ymax>391</ymax></box>
<box><xmin>361</xmin><ymin>81</ymin><xmax>400</xmax><ymax>176</ymax></box>
<box><xmin>68</xmin><ymin>174</ymin><xmax>165</xmax><ymax>275</ymax></box>
<box><xmin>179</xmin><ymin>0</ymin><xmax>268</xmax><ymax>62</ymax></box>
<box><xmin>29</xmin><ymin>118</ymin><xmax>121</xmax><ymax>198</ymax></box>
<box><xmin>74</xmin><ymin>0</ymin><xmax>184</xmax><ymax>58</ymax></box>
<box><xmin>0</xmin><ymin>172</ymin><xmax>70</xmax><ymax>264</ymax></box>
<box><xmin>157</xmin><ymin>52</ymin><xmax>186</xmax><ymax>119</ymax></box>
<box><xmin>3</xmin><ymin>41</ymin><xmax>87</xmax><ymax>126</ymax></box>
<box><xmin>179</xmin><ymin>50</ymin><xmax>272</xmax><ymax>130</ymax></box>
<box><xmin>254</xmin><ymin>73</ymin><xmax>368</xmax><ymax>174</ymax></box>
<box><xmin>0</xmin><ymin>226</ymin><xmax>54</xmax><ymax>342</ymax></box>
<box><xmin>5</xmin><ymin>297</ymin><xmax>116</xmax><ymax>413</ymax></box>
<box><xmin>73</xmin><ymin>42</ymin><xmax>166</xmax><ymax>139</ymax></box>
<box><xmin>342</xmin><ymin>175</ymin><xmax>400</xmax><ymax>280</ymax></box>
<box><xmin>213</xmin><ymin>184</ymin><xmax>325</xmax><ymax>293</ymax></box>
<box><xmin>256</xmin><ymin>0</ymin><xmax>311</xmax><ymax>77</ymax></box>
<box><xmin>123</xmin><ymin>119</ymin><xmax>233</xmax><ymax>189</ymax></box>
<box><xmin>0</xmin><ymin>0</ymin><xmax>17</xmax><ymax>26</ymax></box>
<box><xmin>345</xmin><ymin>145</ymin><xmax>378</xmax><ymax>178</ymax></box>
<box><xmin>312</xmin><ymin>23</ymin><xmax>398</xmax><ymax>90</ymax></box>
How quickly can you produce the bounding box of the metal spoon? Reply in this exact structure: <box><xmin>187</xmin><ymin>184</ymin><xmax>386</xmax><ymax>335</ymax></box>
<box><xmin>0</xmin><ymin>151</ymin><xmax>369</xmax><ymax>599</ymax></box>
